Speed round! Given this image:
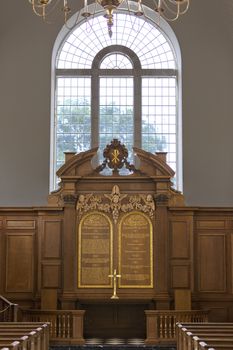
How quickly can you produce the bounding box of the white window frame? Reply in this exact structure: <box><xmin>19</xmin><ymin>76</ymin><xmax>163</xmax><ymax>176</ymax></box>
<box><xmin>50</xmin><ymin>4</ymin><xmax>182</xmax><ymax>192</ymax></box>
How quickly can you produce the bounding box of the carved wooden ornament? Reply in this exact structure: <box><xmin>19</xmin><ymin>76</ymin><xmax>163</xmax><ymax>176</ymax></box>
<box><xmin>76</xmin><ymin>185</ymin><xmax>155</xmax><ymax>223</ymax></box>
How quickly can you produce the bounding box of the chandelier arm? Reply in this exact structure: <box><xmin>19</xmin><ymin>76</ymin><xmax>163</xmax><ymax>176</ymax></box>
<box><xmin>30</xmin><ymin>0</ymin><xmax>61</xmax><ymax>19</ymax></box>
<box><xmin>41</xmin><ymin>0</ymin><xmax>61</xmax><ymax>17</ymax></box>
<box><xmin>166</xmin><ymin>0</ymin><xmax>189</xmax><ymax>15</ymax></box>
<box><xmin>31</xmin><ymin>2</ymin><xmax>44</xmax><ymax>17</ymax></box>
<box><xmin>157</xmin><ymin>0</ymin><xmax>180</xmax><ymax>21</ymax></box>
<box><xmin>161</xmin><ymin>12</ymin><xmax>180</xmax><ymax>22</ymax></box>
<box><xmin>28</xmin><ymin>0</ymin><xmax>190</xmax><ymax>32</ymax></box>
<box><xmin>178</xmin><ymin>0</ymin><xmax>190</xmax><ymax>15</ymax></box>
<box><xmin>161</xmin><ymin>0</ymin><xmax>181</xmax><ymax>17</ymax></box>
<box><xmin>154</xmin><ymin>0</ymin><xmax>181</xmax><ymax>20</ymax></box>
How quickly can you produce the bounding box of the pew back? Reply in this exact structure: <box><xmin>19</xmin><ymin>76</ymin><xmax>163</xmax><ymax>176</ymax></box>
<box><xmin>0</xmin><ymin>322</ymin><xmax>49</xmax><ymax>350</ymax></box>
<box><xmin>176</xmin><ymin>322</ymin><xmax>233</xmax><ymax>350</ymax></box>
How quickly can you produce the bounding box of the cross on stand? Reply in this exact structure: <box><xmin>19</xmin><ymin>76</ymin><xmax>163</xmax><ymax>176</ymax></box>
<box><xmin>108</xmin><ymin>269</ymin><xmax>121</xmax><ymax>299</ymax></box>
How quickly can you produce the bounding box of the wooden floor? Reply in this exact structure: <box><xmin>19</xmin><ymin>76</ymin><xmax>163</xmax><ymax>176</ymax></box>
<box><xmin>50</xmin><ymin>345</ymin><xmax>176</xmax><ymax>350</ymax></box>
<box><xmin>50</xmin><ymin>338</ymin><xmax>176</xmax><ymax>350</ymax></box>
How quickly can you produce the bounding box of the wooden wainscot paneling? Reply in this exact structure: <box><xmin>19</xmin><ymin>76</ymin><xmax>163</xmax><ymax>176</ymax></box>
<box><xmin>204</xmin><ymin>306</ymin><xmax>229</xmax><ymax>322</ymax></box>
<box><xmin>5</xmin><ymin>233</ymin><xmax>35</xmax><ymax>292</ymax></box>
<box><xmin>198</xmin><ymin>233</ymin><xmax>226</xmax><ymax>292</ymax></box>
<box><xmin>171</xmin><ymin>264</ymin><xmax>190</xmax><ymax>289</ymax></box>
<box><xmin>42</xmin><ymin>220</ymin><xmax>62</xmax><ymax>259</ymax></box>
<box><xmin>0</xmin><ymin>219</ymin><xmax>3</xmax><ymax>230</ymax></box>
<box><xmin>170</xmin><ymin>220</ymin><xmax>190</xmax><ymax>259</ymax></box>
<box><xmin>41</xmin><ymin>263</ymin><xmax>61</xmax><ymax>288</ymax></box>
<box><xmin>231</xmin><ymin>233</ymin><xmax>233</xmax><ymax>294</ymax></box>
<box><xmin>6</xmin><ymin>220</ymin><xmax>36</xmax><ymax>230</ymax></box>
<box><xmin>196</xmin><ymin>220</ymin><xmax>226</xmax><ymax>230</ymax></box>
<box><xmin>228</xmin><ymin>220</ymin><xmax>233</xmax><ymax>230</ymax></box>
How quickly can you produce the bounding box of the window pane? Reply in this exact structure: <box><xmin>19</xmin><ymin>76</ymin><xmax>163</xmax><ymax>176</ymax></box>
<box><xmin>99</xmin><ymin>77</ymin><xmax>134</xmax><ymax>160</ymax></box>
<box><xmin>100</xmin><ymin>53</ymin><xmax>133</xmax><ymax>69</ymax></box>
<box><xmin>142</xmin><ymin>77</ymin><xmax>177</xmax><ymax>174</ymax></box>
<box><xmin>57</xmin><ymin>13</ymin><xmax>175</xmax><ymax>69</ymax></box>
<box><xmin>56</xmin><ymin>77</ymin><xmax>91</xmax><ymax>173</ymax></box>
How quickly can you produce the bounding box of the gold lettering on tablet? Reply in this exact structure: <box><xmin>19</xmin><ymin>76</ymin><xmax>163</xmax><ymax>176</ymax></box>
<box><xmin>78</xmin><ymin>212</ymin><xmax>113</xmax><ymax>288</ymax></box>
<box><xmin>119</xmin><ymin>212</ymin><xmax>153</xmax><ymax>288</ymax></box>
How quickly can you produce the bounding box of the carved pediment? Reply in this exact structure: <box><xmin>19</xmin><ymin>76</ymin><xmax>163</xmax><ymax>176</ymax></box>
<box><xmin>55</xmin><ymin>140</ymin><xmax>174</xmax><ymax>179</ymax></box>
<box><xmin>48</xmin><ymin>140</ymin><xmax>184</xmax><ymax>208</ymax></box>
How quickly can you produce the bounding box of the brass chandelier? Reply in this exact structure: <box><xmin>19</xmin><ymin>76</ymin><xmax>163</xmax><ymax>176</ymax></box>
<box><xmin>28</xmin><ymin>0</ymin><xmax>190</xmax><ymax>36</ymax></box>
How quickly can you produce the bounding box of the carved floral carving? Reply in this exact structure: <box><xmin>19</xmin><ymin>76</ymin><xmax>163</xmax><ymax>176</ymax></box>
<box><xmin>76</xmin><ymin>185</ymin><xmax>155</xmax><ymax>223</ymax></box>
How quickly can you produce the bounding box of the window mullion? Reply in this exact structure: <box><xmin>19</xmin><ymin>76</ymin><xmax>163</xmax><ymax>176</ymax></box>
<box><xmin>134</xmin><ymin>73</ymin><xmax>142</xmax><ymax>148</ymax></box>
<box><xmin>92</xmin><ymin>70</ymin><xmax>99</xmax><ymax>148</ymax></box>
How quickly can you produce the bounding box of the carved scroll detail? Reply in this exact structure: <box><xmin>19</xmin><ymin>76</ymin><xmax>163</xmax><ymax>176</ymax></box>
<box><xmin>76</xmin><ymin>185</ymin><xmax>155</xmax><ymax>224</ymax></box>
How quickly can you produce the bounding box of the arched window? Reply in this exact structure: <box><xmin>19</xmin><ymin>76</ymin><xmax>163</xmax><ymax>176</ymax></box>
<box><xmin>51</xmin><ymin>9</ymin><xmax>182</xmax><ymax>190</ymax></box>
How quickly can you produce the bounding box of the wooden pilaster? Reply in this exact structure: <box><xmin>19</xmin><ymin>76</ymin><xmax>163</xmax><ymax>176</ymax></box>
<box><xmin>61</xmin><ymin>194</ymin><xmax>77</xmax><ymax>308</ymax></box>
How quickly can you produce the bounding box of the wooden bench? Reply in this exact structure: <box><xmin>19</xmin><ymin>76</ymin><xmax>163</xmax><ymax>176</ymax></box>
<box><xmin>0</xmin><ymin>337</ymin><xmax>28</xmax><ymax>350</ymax></box>
<box><xmin>0</xmin><ymin>322</ymin><xmax>49</xmax><ymax>350</ymax></box>
<box><xmin>181</xmin><ymin>329</ymin><xmax>233</xmax><ymax>350</ymax></box>
<box><xmin>0</xmin><ymin>342</ymin><xmax>21</xmax><ymax>350</ymax></box>
<box><xmin>0</xmin><ymin>327</ymin><xmax>48</xmax><ymax>349</ymax></box>
<box><xmin>199</xmin><ymin>341</ymin><xmax>233</xmax><ymax>350</ymax></box>
<box><xmin>194</xmin><ymin>337</ymin><xmax>233</xmax><ymax>349</ymax></box>
<box><xmin>176</xmin><ymin>322</ymin><xmax>233</xmax><ymax>350</ymax></box>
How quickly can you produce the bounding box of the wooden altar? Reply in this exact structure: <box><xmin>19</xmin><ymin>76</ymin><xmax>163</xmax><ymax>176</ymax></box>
<box><xmin>1</xmin><ymin>139</ymin><xmax>233</xmax><ymax>341</ymax></box>
<box><xmin>46</xmin><ymin>139</ymin><xmax>184</xmax><ymax>338</ymax></box>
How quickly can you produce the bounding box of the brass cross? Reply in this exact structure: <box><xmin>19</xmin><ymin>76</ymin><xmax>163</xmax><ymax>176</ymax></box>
<box><xmin>108</xmin><ymin>269</ymin><xmax>121</xmax><ymax>299</ymax></box>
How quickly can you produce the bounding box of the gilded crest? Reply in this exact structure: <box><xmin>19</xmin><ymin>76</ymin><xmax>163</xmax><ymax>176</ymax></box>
<box><xmin>98</xmin><ymin>139</ymin><xmax>135</xmax><ymax>174</ymax></box>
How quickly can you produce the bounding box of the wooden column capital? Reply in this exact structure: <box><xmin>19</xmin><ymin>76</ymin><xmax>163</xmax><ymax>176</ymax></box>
<box><xmin>154</xmin><ymin>193</ymin><xmax>170</xmax><ymax>207</ymax></box>
<box><xmin>62</xmin><ymin>194</ymin><xmax>78</xmax><ymax>207</ymax></box>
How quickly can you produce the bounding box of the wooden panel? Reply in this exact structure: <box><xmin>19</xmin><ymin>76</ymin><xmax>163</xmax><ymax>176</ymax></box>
<box><xmin>174</xmin><ymin>289</ymin><xmax>191</xmax><ymax>310</ymax></box>
<box><xmin>207</xmin><ymin>307</ymin><xmax>228</xmax><ymax>322</ymax></box>
<box><xmin>231</xmin><ymin>234</ymin><xmax>233</xmax><ymax>293</ymax></box>
<box><xmin>0</xmin><ymin>220</ymin><xmax>3</xmax><ymax>229</ymax></box>
<box><xmin>171</xmin><ymin>264</ymin><xmax>190</xmax><ymax>289</ymax></box>
<box><xmin>196</xmin><ymin>220</ymin><xmax>226</xmax><ymax>230</ymax></box>
<box><xmin>198</xmin><ymin>233</ymin><xmax>226</xmax><ymax>292</ymax></box>
<box><xmin>6</xmin><ymin>220</ymin><xmax>35</xmax><ymax>229</ymax></box>
<box><xmin>81</xmin><ymin>303</ymin><xmax>148</xmax><ymax>338</ymax></box>
<box><xmin>41</xmin><ymin>289</ymin><xmax>58</xmax><ymax>309</ymax></box>
<box><xmin>170</xmin><ymin>221</ymin><xmax>190</xmax><ymax>259</ymax></box>
<box><xmin>228</xmin><ymin>220</ymin><xmax>233</xmax><ymax>230</ymax></box>
<box><xmin>42</xmin><ymin>263</ymin><xmax>61</xmax><ymax>288</ymax></box>
<box><xmin>5</xmin><ymin>233</ymin><xmax>34</xmax><ymax>292</ymax></box>
<box><xmin>42</xmin><ymin>220</ymin><xmax>62</xmax><ymax>258</ymax></box>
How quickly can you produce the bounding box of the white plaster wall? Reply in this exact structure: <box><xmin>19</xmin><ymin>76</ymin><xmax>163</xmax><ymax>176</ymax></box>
<box><xmin>0</xmin><ymin>0</ymin><xmax>233</xmax><ymax>206</ymax></box>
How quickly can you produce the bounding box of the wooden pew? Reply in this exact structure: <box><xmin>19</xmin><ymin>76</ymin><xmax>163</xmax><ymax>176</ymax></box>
<box><xmin>176</xmin><ymin>322</ymin><xmax>233</xmax><ymax>350</ymax></box>
<box><xmin>199</xmin><ymin>341</ymin><xmax>233</xmax><ymax>350</ymax></box>
<box><xmin>0</xmin><ymin>324</ymin><xmax>49</xmax><ymax>349</ymax></box>
<box><xmin>0</xmin><ymin>331</ymin><xmax>39</xmax><ymax>350</ymax></box>
<box><xmin>182</xmin><ymin>328</ymin><xmax>233</xmax><ymax>350</ymax></box>
<box><xmin>0</xmin><ymin>336</ymin><xmax>28</xmax><ymax>350</ymax></box>
<box><xmin>0</xmin><ymin>322</ymin><xmax>49</xmax><ymax>350</ymax></box>
<box><xmin>0</xmin><ymin>342</ymin><xmax>21</xmax><ymax>350</ymax></box>
<box><xmin>195</xmin><ymin>337</ymin><xmax>233</xmax><ymax>349</ymax></box>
